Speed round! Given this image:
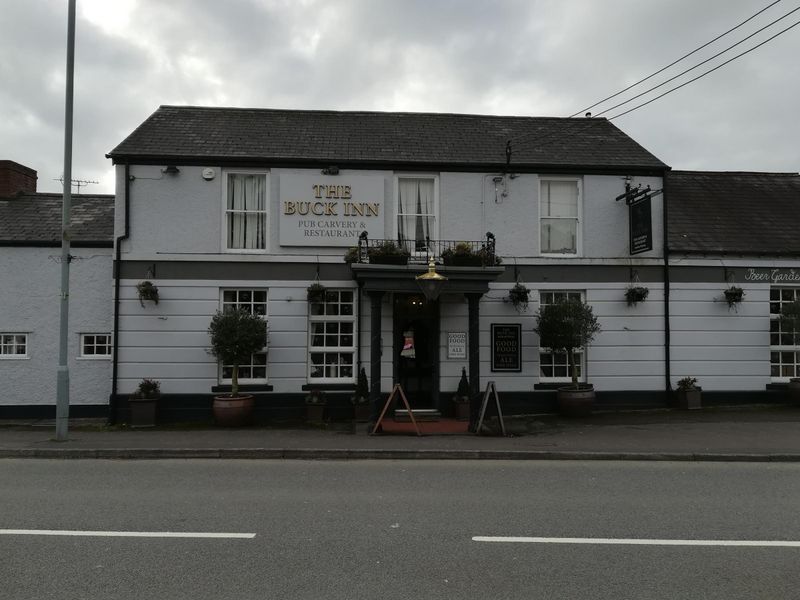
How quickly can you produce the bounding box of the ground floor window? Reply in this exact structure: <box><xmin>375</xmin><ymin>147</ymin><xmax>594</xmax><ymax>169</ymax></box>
<box><xmin>770</xmin><ymin>287</ymin><xmax>800</xmax><ymax>380</ymax></box>
<box><xmin>308</xmin><ymin>289</ymin><xmax>356</xmax><ymax>383</ymax></box>
<box><xmin>80</xmin><ymin>333</ymin><xmax>112</xmax><ymax>358</ymax></box>
<box><xmin>538</xmin><ymin>290</ymin><xmax>585</xmax><ymax>383</ymax></box>
<box><xmin>220</xmin><ymin>289</ymin><xmax>268</xmax><ymax>382</ymax></box>
<box><xmin>0</xmin><ymin>333</ymin><xmax>27</xmax><ymax>358</ymax></box>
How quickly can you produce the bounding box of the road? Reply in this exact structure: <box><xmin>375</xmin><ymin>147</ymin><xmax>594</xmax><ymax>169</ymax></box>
<box><xmin>2</xmin><ymin>459</ymin><xmax>799</xmax><ymax>599</ymax></box>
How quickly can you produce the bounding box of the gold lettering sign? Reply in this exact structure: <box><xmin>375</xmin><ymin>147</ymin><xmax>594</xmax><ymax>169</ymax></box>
<box><xmin>283</xmin><ymin>186</ymin><xmax>379</xmax><ymax>217</ymax></box>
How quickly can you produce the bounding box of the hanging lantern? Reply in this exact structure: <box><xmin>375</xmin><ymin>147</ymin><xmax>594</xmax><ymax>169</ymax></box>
<box><xmin>416</xmin><ymin>258</ymin><xmax>447</xmax><ymax>301</ymax></box>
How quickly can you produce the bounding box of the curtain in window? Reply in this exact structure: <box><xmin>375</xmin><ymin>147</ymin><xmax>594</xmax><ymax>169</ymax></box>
<box><xmin>398</xmin><ymin>178</ymin><xmax>434</xmax><ymax>251</ymax></box>
<box><xmin>541</xmin><ymin>181</ymin><xmax>578</xmax><ymax>254</ymax></box>
<box><xmin>228</xmin><ymin>175</ymin><xmax>266</xmax><ymax>249</ymax></box>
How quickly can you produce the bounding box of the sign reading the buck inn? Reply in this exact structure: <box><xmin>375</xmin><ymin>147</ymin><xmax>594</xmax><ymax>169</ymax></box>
<box><xmin>279</xmin><ymin>175</ymin><xmax>385</xmax><ymax>246</ymax></box>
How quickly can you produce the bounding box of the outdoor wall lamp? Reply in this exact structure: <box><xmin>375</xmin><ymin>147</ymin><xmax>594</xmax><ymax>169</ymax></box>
<box><xmin>162</xmin><ymin>165</ymin><xmax>180</xmax><ymax>175</ymax></box>
<box><xmin>321</xmin><ymin>166</ymin><xmax>339</xmax><ymax>175</ymax></box>
<box><xmin>416</xmin><ymin>257</ymin><xmax>447</xmax><ymax>301</ymax></box>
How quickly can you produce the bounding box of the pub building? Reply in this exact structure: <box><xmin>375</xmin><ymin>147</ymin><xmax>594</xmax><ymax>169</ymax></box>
<box><xmin>2</xmin><ymin>106</ymin><xmax>799</xmax><ymax>421</ymax></box>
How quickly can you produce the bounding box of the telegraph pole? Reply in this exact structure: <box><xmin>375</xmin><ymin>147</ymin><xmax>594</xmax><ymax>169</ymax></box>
<box><xmin>56</xmin><ymin>0</ymin><xmax>76</xmax><ymax>441</ymax></box>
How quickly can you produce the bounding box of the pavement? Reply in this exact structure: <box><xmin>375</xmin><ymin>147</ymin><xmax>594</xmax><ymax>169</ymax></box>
<box><xmin>1</xmin><ymin>404</ymin><xmax>800</xmax><ymax>461</ymax></box>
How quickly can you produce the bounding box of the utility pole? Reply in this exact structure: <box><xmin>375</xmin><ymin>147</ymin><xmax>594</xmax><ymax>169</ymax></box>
<box><xmin>56</xmin><ymin>0</ymin><xmax>76</xmax><ymax>441</ymax></box>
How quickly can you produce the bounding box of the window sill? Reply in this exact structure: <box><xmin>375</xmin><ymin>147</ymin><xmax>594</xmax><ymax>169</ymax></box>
<box><xmin>302</xmin><ymin>383</ymin><xmax>357</xmax><ymax>391</ymax></box>
<box><xmin>77</xmin><ymin>356</ymin><xmax>112</xmax><ymax>361</ymax></box>
<box><xmin>212</xmin><ymin>384</ymin><xmax>273</xmax><ymax>393</ymax></box>
<box><xmin>0</xmin><ymin>356</ymin><xmax>30</xmax><ymax>360</ymax></box>
<box><xmin>534</xmin><ymin>382</ymin><xmax>583</xmax><ymax>390</ymax></box>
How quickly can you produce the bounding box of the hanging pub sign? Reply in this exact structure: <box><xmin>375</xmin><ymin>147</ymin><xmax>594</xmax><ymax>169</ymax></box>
<box><xmin>629</xmin><ymin>196</ymin><xmax>653</xmax><ymax>255</ymax></box>
<box><xmin>491</xmin><ymin>324</ymin><xmax>521</xmax><ymax>372</ymax></box>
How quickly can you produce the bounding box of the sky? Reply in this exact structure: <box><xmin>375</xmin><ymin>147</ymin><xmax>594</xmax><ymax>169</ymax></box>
<box><xmin>1</xmin><ymin>0</ymin><xmax>798</xmax><ymax>194</ymax></box>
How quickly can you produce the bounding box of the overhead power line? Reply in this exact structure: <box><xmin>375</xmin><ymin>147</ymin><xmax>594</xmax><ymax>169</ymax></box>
<box><xmin>568</xmin><ymin>0</ymin><xmax>783</xmax><ymax>118</ymax></box>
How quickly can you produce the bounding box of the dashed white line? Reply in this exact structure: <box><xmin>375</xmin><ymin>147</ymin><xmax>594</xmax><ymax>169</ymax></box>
<box><xmin>0</xmin><ymin>529</ymin><xmax>255</xmax><ymax>539</ymax></box>
<box><xmin>472</xmin><ymin>536</ymin><xmax>800</xmax><ymax>547</ymax></box>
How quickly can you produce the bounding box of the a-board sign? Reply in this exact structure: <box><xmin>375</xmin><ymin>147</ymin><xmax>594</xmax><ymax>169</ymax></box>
<box><xmin>491</xmin><ymin>324</ymin><xmax>521</xmax><ymax>372</ymax></box>
<box><xmin>629</xmin><ymin>196</ymin><xmax>653</xmax><ymax>255</ymax></box>
<box><xmin>448</xmin><ymin>332</ymin><xmax>466</xmax><ymax>359</ymax></box>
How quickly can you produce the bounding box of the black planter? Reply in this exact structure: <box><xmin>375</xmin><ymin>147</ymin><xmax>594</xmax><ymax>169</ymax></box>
<box><xmin>675</xmin><ymin>389</ymin><xmax>701</xmax><ymax>410</ymax></box>
<box><xmin>443</xmin><ymin>255</ymin><xmax>483</xmax><ymax>267</ymax></box>
<box><xmin>129</xmin><ymin>397</ymin><xmax>157</xmax><ymax>428</ymax></box>
<box><xmin>369</xmin><ymin>254</ymin><xmax>409</xmax><ymax>265</ymax></box>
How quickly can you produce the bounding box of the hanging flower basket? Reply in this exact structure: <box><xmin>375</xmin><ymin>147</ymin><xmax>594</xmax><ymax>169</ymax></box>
<box><xmin>307</xmin><ymin>282</ymin><xmax>327</xmax><ymax>303</ymax></box>
<box><xmin>507</xmin><ymin>282</ymin><xmax>531</xmax><ymax>312</ymax></box>
<box><xmin>136</xmin><ymin>281</ymin><xmax>159</xmax><ymax>307</ymax></box>
<box><xmin>624</xmin><ymin>286</ymin><xmax>649</xmax><ymax>307</ymax></box>
<box><xmin>724</xmin><ymin>286</ymin><xmax>744</xmax><ymax>309</ymax></box>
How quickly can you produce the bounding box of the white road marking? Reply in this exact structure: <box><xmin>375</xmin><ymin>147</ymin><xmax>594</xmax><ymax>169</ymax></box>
<box><xmin>0</xmin><ymin>529</ymin><xmax>255</xmax><ymax>539</ymax></box>
<box><xmin>472</xmin><ymin>536</ymin><xmax>800</xmax><ymax>547</ymax></box>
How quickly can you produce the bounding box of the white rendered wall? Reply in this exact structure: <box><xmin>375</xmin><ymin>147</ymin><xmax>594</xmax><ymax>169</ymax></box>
<box><xmin>0</xmin><ymin>247</ymin><xmax>112</xmax><ymax>406</ymax></box>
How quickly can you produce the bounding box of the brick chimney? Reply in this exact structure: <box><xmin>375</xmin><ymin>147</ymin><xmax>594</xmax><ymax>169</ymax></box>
<box><xmin>0</xmin><ymin>161</ymin><xmax>38</xmax><ymax>197</ymax></box>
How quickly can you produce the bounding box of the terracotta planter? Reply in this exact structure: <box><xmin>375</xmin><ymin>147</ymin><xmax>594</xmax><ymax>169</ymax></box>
<box><xmin>788</xmin><ymin>379</ymin><xmax>800</xmax><ymax>406</ymax></box>
<box><xmin>306</xmin><ymin>403</ymin><xmax>326</xmax><ymax>423</ymax></box>
<box><xmin>353</xmin><ymin>403</ymin><xmax>371</xmax><ymax>423</ymax></box>
<box><xmin>212</xmin><ymin>394</ymin><xmax>254</xmax><ymax>427</ymax></box>
<box><xmin>676</xmin><ymin>388</ymin><xmax>701</xmax><ymax>410</ymax></box>
<box><xmin>454</xmin><ymin>402</ymin><xmax>471</xmax><ymax>421</ymax></box>
<box><xmin>557</xmin><ymin>384</ymin><xmax>595</xmax><ymax>417</ymax></box>
<box><xmin>129</xmin><ymin>397</ymin><xmax>157</xmax><ymax>428</ymax></box>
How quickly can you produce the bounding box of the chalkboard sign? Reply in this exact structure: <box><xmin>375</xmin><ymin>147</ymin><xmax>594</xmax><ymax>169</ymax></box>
<box><xmin>491</xmin><ymin>324</ymin><xmax>521</xmax><ymax>372</ymax></box>
<box><xmin>629</xmin><ymin>196</ymin><xmax>653</xmax><ymax>255</ymax></box>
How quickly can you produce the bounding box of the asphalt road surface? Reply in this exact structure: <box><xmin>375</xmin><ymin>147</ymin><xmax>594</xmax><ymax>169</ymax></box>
<box><xmin>2</xmin><ymin>459</ymin><xmax>799</xmax><ymax>599</ymax></box>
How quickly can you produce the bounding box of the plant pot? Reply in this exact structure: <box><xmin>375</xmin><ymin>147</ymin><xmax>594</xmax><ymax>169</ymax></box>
<box><xmin>369</xmin><ymin>254</ymin><xmax>409</xmax><ymax>265</ymax></box>
<box><xmin>675</xmin><ymin>389</ymin><xmax>701</xmax><ymax>410</ymax></box>
<box><xmin>306</xmin><ymin>403</ymin><xmax>326</xmax><ymax>423</ymax></box>
<box><xmin>557</xmin><ymin>384</ymin><xmax>595</xmax><ymax>417</ymax></box>
<box><xmin>129</xmin><ymin>397</ymin><xmax>157</xmax><ymax>428</ymax></box>
<box><xmin>212</xmin><ymin>394</ymin><xmax>254</xmax><ymax>427</ymax></box>
<box><xmin>443</xmin><ymin>255</ymin><xmax>483</xmax><ymax>267</ymax></box>
<box><xmin>454</xmin><ymin>402</ymin><xmax>471</xmax><ymax>421</ymax></box>
<box><xmin>353</xmin><ymin>403</ymin><xmax>371</xmax><ymax>423</ymax></box>
<box><xmin>788</xmin><ymin>379</ymin><xmax>800</xmax><ymax>406</ymax></box>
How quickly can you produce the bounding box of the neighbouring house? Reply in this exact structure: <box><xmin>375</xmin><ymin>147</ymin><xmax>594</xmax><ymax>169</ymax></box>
<box><xmin>666</xmin><ymin>170</ymin><xmax>800</xmax><ymax>396</ymax></box>
<box><xmin>0</xmin><ymin>160</ymin><xmax>114</xmax><ymax>418</ymax></box>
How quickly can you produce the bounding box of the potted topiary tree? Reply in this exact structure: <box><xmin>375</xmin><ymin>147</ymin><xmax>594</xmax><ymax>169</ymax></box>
<box><xmin>129</xmin><ymin>378</ymin><xmax>160</xmax><ymax>428</ymax></box>
<box><xmin>780</xmin><ymin>299</ymin><xmax>800</xmax><ymax>405</ymax></box>
<box><xmin>452</xmin><ymin>366</ymin><xmax>471</xmax><ymax>420</ymax></box>
<box><xmin>351</xmin><ymin>367</ymin><xmax>370</xmax><ymax>422</ymax></box>
<box><xmin>208</xmin><ymin>308</ymin><xmax>267</xmax><ymax>426</ymax></box>
<box><xmin>675</xmin><ymin>376</ymin><xmax>701</xmax><ymax>409</ymax></box>
<box><xmin>534</xmin><ymin>297</ymin><xmax>601</xmax><ymax>417</ymax></box>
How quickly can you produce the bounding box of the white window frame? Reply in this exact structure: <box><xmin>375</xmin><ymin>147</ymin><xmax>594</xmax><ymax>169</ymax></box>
<box><xmin>770</xmin><ymin>286</ymin><xmax>800</xmax><ymax>382</ymax></box>
<box><xmin>221</xmin><ymin>171</ymin><xmax>270</xmax><ymax>254</ymax></box>
<box><xmin>218</xmin><ymin>288</ymin><xmax>269</xmax><ymax>384</ymax></box>
<box><xmin>79</xmin><ymin>333</ymin><xmax>112</xmax><ymax>359</ymax></box>
<box><xmin>0</xmin><ymin>333</ymin><xmax>28</xmax><ymax>359</ymax></box>
<box><xmin>393</xmin><ymin>174</ymin><xmax>439</xmax><ymax>256</ymax></box>
<box><xmin>307</xmin><ymin>288</ymin><xmax>357</xmax><ymax>384</ymax></box>
<box><xmin>537</xmin><ymin>290</ymin><xmax>586</xmax><ymax>383</ymax></box>
<box><xmin>539</xmin><ymin>177</ymin><xmax>582</xmax><ymax>257</ymax></box>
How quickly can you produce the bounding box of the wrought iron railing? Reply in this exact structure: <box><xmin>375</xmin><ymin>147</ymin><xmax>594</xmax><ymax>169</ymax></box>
<box><xmin>352</xmin><ymin>232</ymin><xmax>499</xmax><ymax>266</ymax></box>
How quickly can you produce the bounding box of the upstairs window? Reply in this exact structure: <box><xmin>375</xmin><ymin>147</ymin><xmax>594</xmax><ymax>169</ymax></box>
<box><xmin>80</xmin><ymin>334</ymin><xmax>112</xmax><ymax>358</ymax></box>
<box><xmin>540</xmin><ymin>178</ymin><xmax>581</xmax><ymax>255</ymax></box>
<box><xmin>396</xmin><ymin>176</ymin><xmax>437</xmax><ymax>253</ymax></box>
<box><xmin>0</xmin><ymin>334</ymin><xmax>27</xmax><ymax>359</ymax></box>
<box><xmin>225</xmin><ymin>173</ymin><xmax>268</xmax><ymax>251</ymax></box>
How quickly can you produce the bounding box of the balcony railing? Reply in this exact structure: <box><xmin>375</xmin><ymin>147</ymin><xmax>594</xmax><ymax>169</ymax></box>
<box><xmin>351</xmin><ymin>232</ymin><xmax>500</xmax><ymax>266</ymax></box>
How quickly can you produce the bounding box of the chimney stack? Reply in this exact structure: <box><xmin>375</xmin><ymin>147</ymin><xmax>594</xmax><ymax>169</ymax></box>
<box><xmin>0</xmin><ymin>161</ymin><xmax>38</xmax><ymax>197</ymax></box>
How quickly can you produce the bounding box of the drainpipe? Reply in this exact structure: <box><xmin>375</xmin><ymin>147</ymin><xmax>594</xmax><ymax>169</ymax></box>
<box><xmin>662</xmin><ymin>169</ymin><xmax>671</xmax><ymax>401</ymax></box>
<box><xmin>356</xmin><ymin>280</ymin><xmax>364</xmax><ymax>372</ymax></box>
<box><xmin>110</xmin><ymin>163</ymin><xmax>130</xmax><ymax>424</ymax></box>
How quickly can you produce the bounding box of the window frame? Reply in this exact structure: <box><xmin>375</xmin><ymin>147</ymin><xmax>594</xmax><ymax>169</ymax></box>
<box><xmin>0</xmin><ymin>333</ymin><xmax>29</xmax><ymax>360</ymax></box>
<box><xmin>537</xmin><ymin>290</ymin><xmax>587</xmax><ymax>384</ymax></box>
<box><xmin>539</xmin><ymin>176</ymin><xmax>582</xmax><ymax>257</ymax></box>
<box><xmin>307</xmin><ymin>288</ymin><xmax>357</xmax><ymax>384</ymax></box>
<box><xmin>393</xmin><ymin>174</ymin><xmax>440</xmax><ymax>255</ymax></box>
<box><xmin>769</xmin><ymin>285</ymin><xmax>800</xmax><ymax>382</ymax></box>
<box><xmin>221</xmin><ymin>170</ymin><xmax>270</xmax><ymax>254</ymax></box>
<box><xmin>79</xmin><ymin>333</ymin><xmax>112</xmax><ymax>360</ymax></box>
<box><xmin>218</xmin><ymin>288</ymin><xmax>269</xmax><ymax>384</ymax></box>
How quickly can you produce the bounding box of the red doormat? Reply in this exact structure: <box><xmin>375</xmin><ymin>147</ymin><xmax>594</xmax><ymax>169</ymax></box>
<box><xmin>377</xmin><ymin>418</ymin><xmax>470</xmax><ymax>435</ymax></box>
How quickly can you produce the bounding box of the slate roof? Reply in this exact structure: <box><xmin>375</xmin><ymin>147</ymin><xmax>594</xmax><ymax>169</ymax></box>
<box><xmin>0</xmin><ymin>193</ymin><xmax>114</xmax><ymax>245</ymax></box>
<box><xmin>668</xmin><ymin>171</ymin><xmax>800</xmax><ymax>255</ymax></box>
<box><xmin>108</xmin><ymin>105</ymin><xmax>667</xmax><ymax>172</ymax></box>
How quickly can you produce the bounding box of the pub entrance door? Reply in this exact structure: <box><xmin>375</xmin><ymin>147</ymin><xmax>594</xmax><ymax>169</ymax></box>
<box><xmin>393</xmin><ymin>293</ymin><xmax>439</xmax><ymax>409</ymax></box>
